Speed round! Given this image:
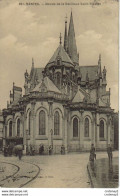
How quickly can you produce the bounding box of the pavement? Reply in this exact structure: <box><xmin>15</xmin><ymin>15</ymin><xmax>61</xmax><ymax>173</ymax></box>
<box><xmin>0</xmin><ymin>151</ymin><xmax>119</xmax><ymax>188</ymax></box>
<box><xmin>0</xmin><ymin>156</ymin><xmax>40</xmax><ymax>188</ymax></box>
<box><xmin>87</xmin><ymin>152</ymin><xmax>119</xmax><ymax>188</ymax></box>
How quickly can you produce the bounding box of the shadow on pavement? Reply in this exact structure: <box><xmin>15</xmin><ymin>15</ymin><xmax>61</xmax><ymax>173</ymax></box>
<box><xmin>87</xmin><ymin>157</ymin><xmax>119</xmax><ymax>188</ymax></box>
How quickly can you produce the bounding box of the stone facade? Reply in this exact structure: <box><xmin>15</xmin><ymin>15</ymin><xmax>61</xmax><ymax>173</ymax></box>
<box><xmin>0</xmin><ymin>12</ymin><xmax>114</xmax><ymax>154</ymax></box>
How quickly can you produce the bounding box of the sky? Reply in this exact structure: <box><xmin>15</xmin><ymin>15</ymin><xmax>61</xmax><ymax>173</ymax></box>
<box><xmin>0</xmin><ymin>0</ymin><xmax>119</xmax><ymax>111</ymax></box>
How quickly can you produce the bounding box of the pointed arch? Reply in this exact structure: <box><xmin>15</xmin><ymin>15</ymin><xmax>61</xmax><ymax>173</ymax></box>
<box><xmin>54</xmin><ymin>111</ymin><xmax>60</xmax><ymax>135</ymax></box>
<box><xmin>17</xmin><ymin>118</ymin><xmax>20</xmax><ymax>137</ymax></box>
<box><xmin>39</xmin><ymin>110</ymin><xmax>46</xmax><ymax>135</ymax></box>
<box><xmin>73</xmin><ymin>117</ymin><xmax>78</xmax><ymax>137</ymax></box>
<box><xmin>84</xmin><ymin>117</ymin><xmax>89</xmax><ymax>137</ymax></box>
<box><xmin>9</xmin><ymin>121</ymin><xmax>12</xmax><ymax>137</ymax></box>
<box><xmin>99</xmin><ymin>120</ymin><xmax>104</xmax><ymax>138</ymax></box>
<box><xmin>28</xmin><ymin>111</ymin><xmax>31</xmax><ymax>135</ymax></box>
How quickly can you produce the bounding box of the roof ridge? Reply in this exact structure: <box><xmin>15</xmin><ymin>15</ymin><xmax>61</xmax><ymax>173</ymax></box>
<box><xmin>32</xmin><ymin>76</ymin><xmax>61</xmax><ymax>94</ymax></box>
<box><xmin>80</xmin><ymin>65</ymin><xmax>98</xmax><ymax>67</ymax></box>
<box><xmin>46</xmin><ymin>44</ymin><xmax>74</xmax><ymax>67</ymax></box>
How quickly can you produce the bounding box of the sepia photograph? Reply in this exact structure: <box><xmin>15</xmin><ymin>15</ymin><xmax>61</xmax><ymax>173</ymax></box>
<box><xmin>0</xmin><ymin>0</ymin><xmax>119</xmax><ymax>191</ymax></box>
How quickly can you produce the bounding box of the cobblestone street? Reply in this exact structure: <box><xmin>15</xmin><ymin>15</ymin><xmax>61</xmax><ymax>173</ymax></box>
<box><xmin>0</xmin><ymin>151</ymin><xmax>119</xmax><ymax>188</ymax></box>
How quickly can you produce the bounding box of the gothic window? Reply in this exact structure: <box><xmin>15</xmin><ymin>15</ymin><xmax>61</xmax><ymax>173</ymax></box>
<box><xmin>99</xmin><ymin>120</ymin><xmax>104</xmax><ymax>138</ymax></box>
<box><xmin>57</xmin><ymin>73</ymin><xmax>61</xmax><ymax>86</ymax></box>
<box><xmin>28</xmin><ymin>111</ymin><xmax>31</xmax><ymax>135</ymax></box>
<box><xmin>57</xmin><ymin>57</ymin><xmax>61</xmax><ymax>66</ymax></box>
<box><xmin>73</xmin><ymin>117</ymin><xmax>78</xmax><ymax>137</ymax></box>
<box><xmin>39</xmin><ymin>110</ymin><xmax>46</xmax><ymax>135</ymax></box>
<box><xmin>57</xmin><ymin>59</ymin><xmax>60</xmax><ymax>65</ymax></box>
<box><xmin>54</xmin><ymin>111</ymin><xmax>60</xmax><ymax>135</ymax></box>
<box><xmin>84</xmin><ymin>117</ymin><xmax>89</xmax><ymax>137</ymax></box>
<box><xmin>9</xmin><ymin>121</ymin><xmax>12</xmax><ymax>137</ymax></box>
<box><xmin>17</xmin><ymin>119</ymin><xmax>20</xmax><ymax>137</ymax></box>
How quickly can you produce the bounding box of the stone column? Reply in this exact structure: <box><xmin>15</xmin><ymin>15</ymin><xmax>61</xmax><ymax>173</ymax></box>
<box><xmin>30</xmin><ymin>101</ymin><xmax>36</xmax><ymax>146</ymax></box>
<box><xmin>66</xmin><ymin>109</ymin><xmax>71</xmax><ymax>149</ymax></box>
<box><xmin>79</xmin><ymin>110</ymin><xmax>84</xmax><ymax>150</ymax></box>
<box><xmin>33</xmin><ymin>112</ymin><xmax>36</xmax><ymax>147</ymax></box>
<box><xmin>12</xmin><ymin>115</ymin><xmax>16</xmax><ymax>137</ymax></box>
<box><xmin>111</xmin><ymin>116</ymin><xmax>114</xmax><ymax>148</ymax></box>
<box><xmin>20</xmin><ymin>112</ymin><xmax>24</xmax><ymax>138</ymax></box>
<box><xmin>3</xmin><ymin>124</ymin><xmax>7</xmax><ymax>146</ymax></box>
<box><xmin>91</xmin><ymin>112</ymin><xmax>96</xmax><ymax>145</ymax></box>
<box><xmin>107</xmin><ymin>115</ymin><xmax>111</xmax><ymax>145</ymax></box>
<box><xmin>48</xmin><ymin>101</ymin><xmax>53</xmax><ymax>147</ymax></box>
<box><xmin>23</xmin><ymin>112</ymin><xmax>27</xmax><ymax>154</ymax></box>
<box><xmin>63</xmin><ymin>106</ymin><xmax>68</xmax><ymax>154</ymax></box>
<box><xmin>96</xmin><ymin>112</ymin><xmax>99</xmax><ymax>148</ymax></box>
<box><xmin>63</xmin><ymin>113</ymin><xmax>65</xmax><ymax>147</ymax></box>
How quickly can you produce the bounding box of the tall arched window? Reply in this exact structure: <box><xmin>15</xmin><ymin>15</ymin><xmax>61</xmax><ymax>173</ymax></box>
<box><xmin>54</xmin><ymin>111</ymin><xmax>60</xmax><ymax>135</ymax></box>
<box><xmin>17</xmin><ymin>119</ymin><xmax>20</xmax><ymax>137</ymax></box>
<box><xmin>56</xmin><ymin>72</ymin><xmax>61</xmax><ymax>87</ymax></box>
<box><xmin>9</xmin><ymin>121</ymin><xmax>12</xmax><ymax>137</ymax></box>
<box><xmin>99</xmin><ymin>120</ymin><xmax>104</xmax><ymax>138</ymax></box>
<box><xmin>57</xmin><ymin>59</ymin><xmax>60</xmax><ymax>65</ymax></box>
<box><xmin>73</xmin><ymin>117</ymin><xmax>78</xmax><ymax>137</ymax></box>
<box><xmin>84</xmin><ymin>117</ymin><xmax>89</xmax><ymax>137</ymax></box>
<box><xmin>39</xmin><ymin>110</ymin><xmax>46</xmax><ymax>135</ymax></box>
<box><xmin>28</xmin><ymin>111</ymin><xmax>31</xmax><ymax>135</ymax></box>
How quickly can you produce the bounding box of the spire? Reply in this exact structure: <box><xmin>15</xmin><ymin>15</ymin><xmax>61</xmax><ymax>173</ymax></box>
<box><xmin>68</xmin><ymin>11</ymin><xmax>79</xmax><ymax>66</ymax></box>
<box><xmin>32</xmin><ymin>58</ymin><xmax>34</xmax><ymax>68</ymax></box>
<box><xmin>64</xmin><ymin>15</ymin><xmax>68</xmax><ymax>52</ymax></box>
<box><xmin>86</xmin><ymin>72</ymin><xmax>89</xmax><ymax>83</ymax></box>
<box><xmin>98</xmin><ymin>54</ymin><xmax>102</xmax><ymax>78</ymax></box>
<box><xmin>59</xmin><ymin>33</ymin><xmax>62</xmax><ymax>45</ymax></box>
<box><xmin>103</xmin><ymin>66</ymin><xmax>107</xmax><ymax>80</ymax></box>
<box><xmin>30</xmin><ymin>58</ymin><xmax>34</xmax><ymax>79</ymax></box>
<box><xmin>98</xmin><ymin>54</ymin><xmax>101</xmax><ymax>67</ymax></box>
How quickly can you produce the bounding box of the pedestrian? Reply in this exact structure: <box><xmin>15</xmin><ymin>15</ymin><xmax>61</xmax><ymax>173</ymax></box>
<box><xmin>91</xmin><ymin>143</ymin><xmax>96</xmax><ymax>160</ymax></box>
<box><xmin>18</xmin><ymin>150</ymin><xmax>22</xmax><ymax>160</ymax></box>
<box><xmin>89</xmin><ymin>144</ymin><xmax>96</xmax><ymax>162</ymax></box>
<box><xmin>30</xmin><ymin>144</ymin><xmax>32</xmax><ymax>156</ymax></box>
<box><xmin>107</xmin><ymin>144</ymin><xmax>112</xmax><ymax>162</ymax></box>
<box><xmin>49</xmin><ymin>145</ymin><xmax>52</xmax><ymax>155</ymax></box>
<box><xmin>32</xmin><ymin>145</ymin><xmax>35</xmax><ymax>155</ymax></box>
<box><xmin>61</xmin><ymin>145</ymin><xmax>65</xmax><ymax>155</ymax></box>
<box><xmin>39</xmin><ymin>144</ymin><xmax>44</xmax><ymax>155</ymax></box>
<box><xmin>4</xmin><ymin>145</ymin><xmax>8</xmax><ymax>157</ymax></box>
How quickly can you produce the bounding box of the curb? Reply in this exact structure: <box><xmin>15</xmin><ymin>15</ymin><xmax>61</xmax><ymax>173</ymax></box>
<box><xmin>87</xmin><ymin>162</ymin><xmax>99</xmax><ymax>188</ymax></box>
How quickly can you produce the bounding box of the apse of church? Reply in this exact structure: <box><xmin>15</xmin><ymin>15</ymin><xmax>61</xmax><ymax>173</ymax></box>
<box><xmin>1</xmin><ymin>12</ymin><xmax>114</xmax><ymax>154</ymax></box>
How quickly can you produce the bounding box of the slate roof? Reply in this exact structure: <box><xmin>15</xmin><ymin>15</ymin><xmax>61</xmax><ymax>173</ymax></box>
<box><xmin>72</xmin><ymin>89</ymin><xmax>85</xmax><ymax>103</ymax></box>
<box><xmin>30</xmin><ymin>67</ymin><xmax>44</xmax><ymax>83</ymax></box>
<box><xmin>46</xmin><ymin>45</ymin><xmax>74</xmax><ymax>67</ymax></box>
<box><xmin>72</xmin><ymin>87</ymin><xmax>89</xmax><ymax>103</ymax></box>
<box><xmin>32</xmin><ymin>76</ymin><xmax>61</xmax><ymax>94</ymax></box>
<box><xmin>80</xmin><ymin>65</ymin><xmax>98</xmax><ymax>81</ymax></box>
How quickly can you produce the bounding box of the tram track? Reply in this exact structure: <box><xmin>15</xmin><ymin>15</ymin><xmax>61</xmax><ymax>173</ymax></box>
<box><xmin>0</xmin><ymin>161</ymin><xmax>20</xmax><ymax>183</ymax></box>
<box><xmin>0</xmin><ymin>159</ymin><xmax>40</xmax><ymax>188</ymax></box>
<box><xmin>20</xmin><ymin>160</ymin><xmax>40</xmax><ymax>188</ymax></box>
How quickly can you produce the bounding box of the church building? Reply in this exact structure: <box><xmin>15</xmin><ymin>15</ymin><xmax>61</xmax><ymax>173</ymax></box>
<box><xmin>0</xmin><ymin>12</ymin><xmax>114</xmax><ymax>154</ymax></box>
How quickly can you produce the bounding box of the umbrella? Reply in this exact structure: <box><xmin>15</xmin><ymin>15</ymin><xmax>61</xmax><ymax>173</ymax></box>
<box><xmin>14</xmin><ymin>145</ymin><xmax>23</xmax><ymax>151</ymax></box>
